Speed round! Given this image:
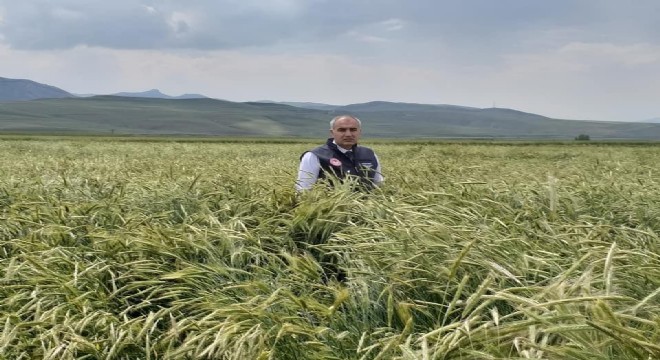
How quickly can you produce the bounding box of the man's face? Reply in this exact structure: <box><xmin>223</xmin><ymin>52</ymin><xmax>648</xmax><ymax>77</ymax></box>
<box><xmin>330</xmin><ymin>117</ymin><xmax>361</xmax><ymax>149</ymax></box>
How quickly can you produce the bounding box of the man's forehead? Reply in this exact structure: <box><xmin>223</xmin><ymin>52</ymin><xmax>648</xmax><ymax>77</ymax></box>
<box><xmin>333</xmin><ymin>117</ymin><xmax>360</xmax><ymax>128</ymax></box>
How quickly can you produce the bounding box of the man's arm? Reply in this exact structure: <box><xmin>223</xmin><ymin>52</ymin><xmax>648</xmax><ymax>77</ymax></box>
<box><xmin>296</xmin><ymin>152</ymin><xmax>321</xmax><ymax>191</ymax></box>
<box><xmin>373</xmin><ymin>154</ymin><xmax>384</xmax><ymax>186</ymax></box>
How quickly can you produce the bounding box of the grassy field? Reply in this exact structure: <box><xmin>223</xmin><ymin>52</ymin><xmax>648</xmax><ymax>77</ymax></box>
<box><xmin>1</xmin><ymin>138</ymin><xmax>659</xmax><ymax>359</ymax></box>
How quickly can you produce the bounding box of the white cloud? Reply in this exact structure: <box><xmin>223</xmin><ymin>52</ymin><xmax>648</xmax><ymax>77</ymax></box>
<box><xmin>346</xmin><ymin>31</ymin><xmax>389</xmax><ymax>44</ymax></box>
<box><xmin>380</xmin><ymin>18</ymin><xmax>405</xmax><ymax>32</ymax></box>
<box><xmin>341</xmin><ymin>18</ymin><xmax>407</xmax><ymax>45</ymax></box>
<box><xmin>221</xmin><ymin>0</ymin><xmax>305</xmax><ymax>16</ymax></box>
<box><xmin>167</xmin><ymin>11</ymin><xmax>196</xmax><ymax>37</ymax></box>
<box><xmin>0</xmin><ymin>44</ymin><xmax>451</xmax><ymax>103</ymax></box>
<box><xmin>2</xmin><ymin>41</ymin><xmax>658</xmax><ymax>121</ymax></box>
<box><xmin>499</xmin><ymin>41</ymin><xmax>660</xmax><ymax>82</ymax></box>
<box><xmin>142</xmin><ymin>5</ymin><xmax>157</xmax><ymax>14</ymax></box>
<box><xmin>51</xmin><ymin>7</ymin><xmax>86</xmax><ymax>21</ymax></box>
<box><xmin>559</xmin><ymin>42</ymin><xmax>660</xmax><ymax>66</ymax></box>
<box><xmin>473</xmin><ymin>41</ymin><xmax>660</xmax><ymax>120</ymax></box>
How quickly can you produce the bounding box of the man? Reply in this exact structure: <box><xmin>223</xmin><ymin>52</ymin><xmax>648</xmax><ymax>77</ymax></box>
<box><xmin>296</xmin><ymin>115</ymin><xmax>383</xmax><ymax>191</ymax></box>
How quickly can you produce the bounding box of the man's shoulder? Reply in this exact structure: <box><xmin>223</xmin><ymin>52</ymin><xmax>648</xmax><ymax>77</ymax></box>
<box><xmin>309</xmin><ymin>144</ymin><xmax>334</xmax><ymax>155</ymax></box>
<box><xmin>301</xmin><ymin>144</ymin><xmax>331</xmax><ymax>160</ymax></box>
<box><xmin>311</xmin><ymin>143</ymin><xmax>331</xmax><ymax>151</ymax></box>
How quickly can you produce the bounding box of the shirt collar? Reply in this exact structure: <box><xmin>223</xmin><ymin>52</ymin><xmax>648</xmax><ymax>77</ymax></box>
<box><xmin>332</xmin><ymin>140</ymin><xmax>352</xmax><ymax>153</ymax></box>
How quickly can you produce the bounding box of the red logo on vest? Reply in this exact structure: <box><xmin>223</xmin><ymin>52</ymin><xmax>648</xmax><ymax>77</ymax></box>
<box><xmin>329</xmin><ymin>158</ymin><xmax>342</xmax><ymax>167</ymax></box>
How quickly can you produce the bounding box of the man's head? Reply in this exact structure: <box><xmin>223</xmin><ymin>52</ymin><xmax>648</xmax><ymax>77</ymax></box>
<box><xmin>330</xmin><ymin>115</ymin><xmax>362</xmax><ymax>149</ymax></box>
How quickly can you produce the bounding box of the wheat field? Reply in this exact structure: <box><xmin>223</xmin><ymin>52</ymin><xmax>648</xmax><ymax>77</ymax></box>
<box><xmin>1</xmin><ymin>139</ymin><xmax>659</xmax><ymax>359</ymax></box>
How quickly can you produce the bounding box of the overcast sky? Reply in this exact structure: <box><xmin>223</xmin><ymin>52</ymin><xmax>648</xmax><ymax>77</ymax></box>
<box><xmin>1</xmin><ymin>1</ymin><xmax>659</xmax><ymax>121</ymax></box>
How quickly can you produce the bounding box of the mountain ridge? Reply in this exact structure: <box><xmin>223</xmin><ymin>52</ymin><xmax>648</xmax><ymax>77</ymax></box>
<box><xmin>2</xmin><ymin>95</ymin><xmax>660</xmax><ymax>139</ymax></box>
<box><xmin>2</xmin><ymin>76</ymin><xmax>660</xmax><ymax>139</ymax></box>
<box><xmin>0</xmin><ymin>77</ymin><xmax>74</xmax><ymax>101</ymax></box>
<box><xmin>111</xmin><ymin>89</ymin><xmax>208</xmax><ymax>99</ymax></box>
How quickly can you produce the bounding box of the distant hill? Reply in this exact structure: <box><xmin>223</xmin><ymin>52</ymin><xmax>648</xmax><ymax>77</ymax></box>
<box><xmin>2</xmin><ymin>96</ymin><xmax>660</xmax><ymax>139</ymax></box>
<box><xmin>0</xmin><ymin>96</ymin><xmax>328</xmax><ymax>137</ymax></box>
<box><xmin>256</xmin><ymin>100</ymin><xmax>340</xmax><ymax>111</ymax></box>
<box><xmin>0</xmin><ymin>77</ymin><xmax>73</xmax><ymax>101</ymax></box>
<box><xmin>327</xmin><ymin>102</ymin><xmax>660</xmax><ymax>139</ymax></box>
<box><xmin>336</xmin><ymin>101</ymin><xmax>476</xmax><ymax>113</ymax></box>
<box><xmin>2</xmin><ymin>76</ymin><xmax>659</xmax><ymax>139</ymax></box>
<box><xmin>111</xmin><ymin>89</ymin><xmax>208</xmax><ymax>99</ymax></box>
<box><xmin>642</xmin><ymin>117</ymin><xmax>660</xmax><ymax>123</ymax></box>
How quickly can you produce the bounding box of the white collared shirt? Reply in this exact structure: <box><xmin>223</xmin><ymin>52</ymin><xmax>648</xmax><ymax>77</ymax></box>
<box><xmin>296</xmin><ymin>143</ymin><xmax>383</xmax><ymax>191</ymax></box>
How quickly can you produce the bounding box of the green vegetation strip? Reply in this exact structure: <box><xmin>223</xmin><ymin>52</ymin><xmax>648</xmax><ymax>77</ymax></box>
<box><xmin>1</xmin><ymin>140</ymin><xmax>659</xmax><ymax>359</ymax></box>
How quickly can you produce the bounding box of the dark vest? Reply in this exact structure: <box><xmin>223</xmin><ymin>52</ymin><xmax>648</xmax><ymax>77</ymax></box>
<box><xmin>302</xmin><ymin>138</ymin><xmax>379</xmax><ymax>188</ymax></box>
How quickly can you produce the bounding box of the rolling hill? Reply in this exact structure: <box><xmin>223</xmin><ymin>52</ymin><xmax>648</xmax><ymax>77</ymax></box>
<box><xmin>2</xmin><ymin>95</ymin><xmax>660</xmax><ymax>139</ymax></box>
<box><xmin>258</xmin><ymin>101</ymin><xmax>340</xmax><ymax>111</ymax></box>
<box><xmin>112</xmin><ymin>89</ymin><xmax>208</xmax><ymax>99</ymax></box>
<box><xmin>0</xmin><ymin>96</ymin><xmax>328</xmax><ymax>137</ymax></box>
<box><xmin>0</xmin><ymin>77</ymin><xmax>74</xmax><ymax>101</ymax></box>
<box><xmin>1</xmin><ymin>76</ymin><xmax>659</xmax><ymax>139</ymax></box>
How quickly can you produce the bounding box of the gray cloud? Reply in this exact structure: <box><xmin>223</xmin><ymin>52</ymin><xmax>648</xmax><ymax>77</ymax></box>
<box><xmin>1</xmin><ymin>0</ymin><xmax>658</xmax><ymax>121</ymax></box>
<box><xmin>0</xmin><ymin>1</ymin><xmax>169</xmax><ymax>49</ymax></box>
<box><xmin>1</xmin><ymin>0</ymin><xmax>658</xmax><ymax>52</ymax></box>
